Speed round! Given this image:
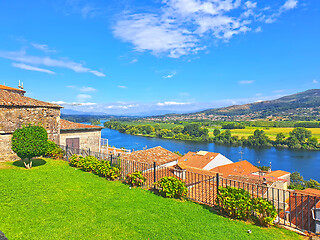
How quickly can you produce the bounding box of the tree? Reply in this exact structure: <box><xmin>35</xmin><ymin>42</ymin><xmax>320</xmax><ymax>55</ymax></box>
<box><xmin>289</xmin><ymin>127</ymin><xmax>312</xmax><ymax>142</ymax></box>
<box><xmin>11</xmin><ymin>125</ymin><xmax>48</xmax><ymax>169</ymax></box>
<box><xmin>213</xmin><ymin>128</ymin><xmax>220</xmax><ymax>136</ymax></box>
<box><xmin>172</xmin><ymin>125</ymin><xmax>184</xmax><ymax>134</ymax></box>
<box><xmin>275</xmin><ymin>133</ymin><xmax>286</xmax><ymax>144</ymax></box>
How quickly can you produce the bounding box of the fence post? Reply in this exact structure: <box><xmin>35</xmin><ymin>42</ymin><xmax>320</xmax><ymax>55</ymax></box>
<box><xmin>110</xmin><ymin>155</ymin><xmax>113</xmax><ymax>166</ymax></box>
<box><xmin>153</xmin><ymin>162</ymin><xmax>156</xmax><ymax>184</ymax></box>
<box><xmin>216</xmin><ymin>173</ymin><xmax>220</xmax><ymax>205</ymax></box>
<box><xmin>89</xmin><ymin>148</ymin><xmax>91</xmax><ymax>156</ymax></box>
<box><xmin>66</xmin><ymin>145</ymin><xmax>69</xmax><ymax>162</ymax></box>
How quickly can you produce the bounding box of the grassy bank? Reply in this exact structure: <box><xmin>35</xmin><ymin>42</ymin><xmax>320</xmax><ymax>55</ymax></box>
<box><xmin>0</xmin><ymin>159</ymin><xmax>302</xmax><ymax>240</ymax></box>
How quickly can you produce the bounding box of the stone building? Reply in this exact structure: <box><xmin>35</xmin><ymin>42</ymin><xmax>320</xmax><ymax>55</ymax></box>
<box><xmin>0</xmin><ymin>84</ymin><xmax>102</xmax><ymax>161</ymax></box>
<box><xmin>60</xmin><ymin>119</ymin><xmax>102</xmax><ymax>153</ymax></box>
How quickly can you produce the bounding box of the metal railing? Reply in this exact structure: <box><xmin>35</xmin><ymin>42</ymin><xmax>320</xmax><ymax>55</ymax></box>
<box><xmin>59</xmin><ymin>144</ymin><xmax>320</xmax><ymax>236</ymax></box>
<box><xmin>100</xmin><ymin>138</ymin><xmax>131</xmax><ymax>154</ymax></box>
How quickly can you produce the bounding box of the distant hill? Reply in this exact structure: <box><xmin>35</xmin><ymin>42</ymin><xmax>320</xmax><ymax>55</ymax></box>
<box><xmin>152</xmin><ymin>89</ymin><xmax>320</xmax><ymax>121</ymax></box>
<box><xmin>201</xmin><ymin>89</ymin><xmax>320</xmax><ymax>116</ymax></box>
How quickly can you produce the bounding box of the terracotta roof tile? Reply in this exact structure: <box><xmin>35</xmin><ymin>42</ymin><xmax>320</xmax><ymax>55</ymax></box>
<box><xmin>265</xmin><ymin>170</ymin><xmax>290</xmax><ymax>178</ymax></box>
<box><xmin>0</xmin><ymin>89</ymin><xmax>61</xmax><ymax>108</ymax></box>
<box><xmin>211</xmin><ymin>160</ymin><xmax>259</xmax><ymax>177</ymax></box>
<box><xmin>0</xmin><ymin>84</ymin><xmax>25</xmax><ymax>93</ymax></box>
<box><xmin>122</xmin><ymin>146</ymin><xmax>179</xmax><ymax>165</ymax></box>
<box><xmin>177</xmin><ymin>151</ymin><xmax>220</xmax><ymax>169</ymax></box>
<box><xmin>301</xmin><ymin>188</ymin><xmax>320</xmax><ymax>197</ymax></box>
<box><xmin>60</xmin><ymin>119</ymin><xmax>103</xmax><ymax>131</ymax></box>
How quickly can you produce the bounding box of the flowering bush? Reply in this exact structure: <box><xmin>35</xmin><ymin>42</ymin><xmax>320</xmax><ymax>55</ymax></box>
<box><xmin>126</xmin><ymin>171</ymin><xmax>146</xmax><ymax>187</ymax></box>
<box><xmin>252</xmin><ymin>197</ymin><xmax>277</xmax><ymax>226</ymax></box>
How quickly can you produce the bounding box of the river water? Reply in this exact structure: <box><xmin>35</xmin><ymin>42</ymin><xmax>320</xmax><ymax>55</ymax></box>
<box><xmin>101</xmin><ymin>127</ymin><xmax>320</xmax><ymax>181</ymax></box>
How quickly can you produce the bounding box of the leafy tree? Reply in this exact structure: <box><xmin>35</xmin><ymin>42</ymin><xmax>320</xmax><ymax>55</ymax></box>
<box><xmin>290</xmin><ymin>172</ymin><xmax>305</xmax><ymax>188</ymax></box>
<box><xmin>305</xmin><ymin>179</ymin><xmax>320</xmax><ymax>189</ymax></box>
<box><xmin>172</xmin><ymin>125</ymin><xmax>184</xmax><ymax>134</ymax></box>
<box><xmin>307</xmin><ymin>137</ymin><xmax>318</xmax><ymax>147</ymax></box>
<box><xmin>289</xmin><ymin>127</ymin><xmax>312</xmax><ymax>142</ymax></box>
<box><xmin>154</xmin><ymin>123</ymin><xmax>161</xmax><ymax>131</ymax></box>
<box><xmin>213</xmin><ymin>128</ymin><xmax>220</xmax><ymax>136</ymax></box>
<box><xmin>275</xmin><ymin>132</ymin><xmax>286</xmax><ymax>144</ymax></box>
<box><xmin>11</xmin><ymin>125</ymin><xmax>48</xmax><ymax>169</ymax></box>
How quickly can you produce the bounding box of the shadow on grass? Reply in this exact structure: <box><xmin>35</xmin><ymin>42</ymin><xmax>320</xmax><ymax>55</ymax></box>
<box><xmin>13</xmin><ymin>159</ymin><xmax>47</xmax><ymax>168</ymax></box>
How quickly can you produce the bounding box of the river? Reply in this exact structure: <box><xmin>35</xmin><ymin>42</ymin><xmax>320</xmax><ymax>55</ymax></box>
<box><xmin>100</xmin><ymin>127</ymin><xmax>320</xmax><ymax>181</ymax></box>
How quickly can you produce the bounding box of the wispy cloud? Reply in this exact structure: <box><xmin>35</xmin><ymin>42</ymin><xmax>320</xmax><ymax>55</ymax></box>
<box><xmin>163</xmin><ymin>74</ymin><xmax>175</xmax><ymax>79</ymax></box>
<box><xmin>105</xmin><ymin>104</ymin><xmax>139</xmax><ymax>109</ymax></box>
<box><xmin>31</xmin><ymin>43</ymin><xmax>56</xmax><ymax>53</ymax></box>
<box><xmin>77</xmin><ymin>94</ymin><xmax>92</xmax><ymax>102</ymax></box>
<box><xmin>239</xmin><ymin>80</ymin><xmax>254</xmax><ymax>84</ymax></box>
<box><xmin>0</xmin><ymin>50</ymin><xmax>105</xmax><ymax>77</ymax></box>
<box><xmin>130</xmin><ymin>58</ymin><xmax>138</xmax><ymax>64</ymax></box>
<box><xmin>118</xmin><ymin>85</ymin><xmax>128</xmax><ymax>89</ymax></box>
<box><xmin>313</xmin><ymin>79</ymin><xmax>318</xmax><ymax>84</ymax></box>
<box><xmin>79</xmin><ymin>86</ymin><xmax>96</xmax><ymax>92</ymax></box>
<box><xmin>52</xmin><ymin>100</ymin><xmax>96</xmax><ymax>106</ymax></box>
<box><xmin>157</xmin><ymin>101</ymin><xmax>190</xmax><ymax>106</ymax></box>
<box><xmin>12</xmin><ymin>62</ymin><xmax>55</xmax><ymax>74</ymax></box>
<box><xmin>113</xmin><ymin>0</ymin><xmax>298</xmax><ymax>58</ymax></box>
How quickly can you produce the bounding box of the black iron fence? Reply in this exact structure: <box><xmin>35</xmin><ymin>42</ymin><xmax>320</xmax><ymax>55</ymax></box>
<box><xmin>59</xmin><ymin>145</ymin><xmax>320</xmax><ymax>235</ymax></box>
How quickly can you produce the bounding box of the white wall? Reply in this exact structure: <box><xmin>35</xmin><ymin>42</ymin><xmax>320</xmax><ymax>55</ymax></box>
<box><xmin>203</xmin><ymin>154</ymin><xmax>233</xmax><ymax>170</ymax></box>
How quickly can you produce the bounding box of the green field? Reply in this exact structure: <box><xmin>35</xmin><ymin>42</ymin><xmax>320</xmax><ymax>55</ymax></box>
<box><xmin>0</xmin><ymin>159</ymin><xmax>302</xmax><ymax>240</ymax></box>
<box><xmin>208</xmin><ymin>127</ymin><xmax>320</xmax><ymax>141</ymax></box>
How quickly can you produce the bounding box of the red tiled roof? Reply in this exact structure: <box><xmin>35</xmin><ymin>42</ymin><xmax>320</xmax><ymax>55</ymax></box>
<box><xmin>0</xmin><ymin>89</ymin><xmax>61</xmax><ymax>108</ymax></box>
<box><xmin>122</xmin><ymin>146</ymin><xmax>179</xmax><ymax>165</ymax></box>
<box><xmin>177</xmin><ymin>151</ymin><xmax>220</xmax><ymax>169</ymax></box>
<box><xmin>316</xmin><ymin>200</ymin><xmax>320</xmax><ymax>208</ymax></box>
<box><xmin>265</xmin><ymin>170</ymin><xmax>290</xmax><ymax>178</ymax></box>
<box><xmin>0</xmin><ymin>84</ymin><xmax>25</xmax><ymax>93</ymax></box>
<box><xmin>211</xmin><ymin>160</ymin><xmax>259</xmax><ymax>177</ymax></box>
<box><xmin>60</xmin><ymin>119</ymin><xmax>103</xmax><ymax>131</ymax></box>
<box><xmin>301</xmin><ymin>188</ymin><xmax>320</xmax><ymax>197</ymax></box>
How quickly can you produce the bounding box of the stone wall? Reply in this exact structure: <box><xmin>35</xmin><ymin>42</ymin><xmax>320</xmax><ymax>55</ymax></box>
<box><xmin>0</xmin><ymin>106</ymin><xmax>61</xmax><ymax>161</ymax></box>
<box><xmin>60</xmin><ymin>129</ymin><xmax>101</xmax><ymax>152</ymax></box>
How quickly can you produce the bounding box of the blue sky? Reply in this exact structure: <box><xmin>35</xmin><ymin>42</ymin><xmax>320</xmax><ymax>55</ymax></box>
<box><xmin>0</xmin><ymin>0</ymin><xmax>319</xmax><ymax>115</ymax></box>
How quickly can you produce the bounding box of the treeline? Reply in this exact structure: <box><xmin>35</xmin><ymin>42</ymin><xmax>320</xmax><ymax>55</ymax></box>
<box><xmin>104</xmin><ymin>121</ymin><xmax>209</xmax><ymax>142</ymax></box>
<box><xmin>289</xmin><ymin>172</ymin><xmax>320</xmax><ymax>190</ymax></box>
<box><xmin>212</xmin><ymin>127</ymin><xmax>320</xmax><ymax>150</ymax></box>
<box><xmin>210</xmin><ymin>120</ymin><xmax>320</xmax><ymax>128</ymax></box>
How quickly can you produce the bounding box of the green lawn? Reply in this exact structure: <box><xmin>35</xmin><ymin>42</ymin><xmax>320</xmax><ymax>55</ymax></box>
<box><xmin>0</xmin><ymin>159</ymin><xmax>302</xmax><ymax>240</ymax></box>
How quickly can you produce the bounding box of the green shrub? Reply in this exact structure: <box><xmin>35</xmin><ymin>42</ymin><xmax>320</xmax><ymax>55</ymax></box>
<box><xmin>46</xmin><ymin>140</ymin><xmax>64</xmax><ymax>159</ymax></box>
<box><xmin>69</xmin><ymin>155</ymin><xmax>121</xmax><ymax>180</ymax></box>
<box><xmin>155</xmin><ymin>177</ymin><xmax>188</xmax><ymax>199</ymax></box>
<box><xmin>216</xmin><ymin>186</ymin><xmax>252</xmax><ymax>220</ymax></box>
<box><xmin>69</xmin><ymin>154</ymin><xmax>83</xmax><ymax>167</ymax></box>
<box><xmin>11</xmin><ymin>125</ymin><xmax>49</xmax><ymax>169</ymax></box>
<box><xmin>126</xmin><ymin>171</ymin><xmax>146</xmax><ymax>187</ymax></box>
<box><xmin>252</xmin><ymin>197</ymin><xmax>277</xmax><ymax>226</ymax></box>
<box><xmin>216</xmin><ymin>186</ymin><xmax>278</xmax><ymax>227</ymax></box>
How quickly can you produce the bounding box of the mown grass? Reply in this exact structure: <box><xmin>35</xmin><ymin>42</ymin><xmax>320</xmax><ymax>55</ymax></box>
<box><xmin>208</xmin><ymin>127</ymin><xmax>320</xmax><ymax>141</ymax></box>
<box><xmin>0</xmin><ymin>159</ymin><xmax>303</xmax><ymax>240</ymax></box>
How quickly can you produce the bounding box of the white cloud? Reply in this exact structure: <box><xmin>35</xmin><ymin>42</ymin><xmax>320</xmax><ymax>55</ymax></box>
<box><xmin>0</xmin><ymin>50</ymin><xmax>105</xmax><ymax>77</ymax></box>
<box><xmin>281</xmin><ymin>0</ymin><xmax>298</xmax><ymax>11</ymax></box>
<box><xmin>273</xmin><ymin>89</ymin><xmax>284</xmax><ymax>93</ymax></box>
<box><xmin>105</xmin><ymin>104</ymin><xmax>139</xmax><ymax>109</ymax></box>
<box><xmin>130</xmin><ymin>58</ymin><xmax>138</xmax><ymax>64</ymax></box>
<box><xmin>51</xmin><ymin>101</ymin><xmax>96</xmax><ymax>106</ymax></box>
<box><xmin>313</xmin><ymin>79</ymin><xmax>318</xmax><ymax>84</ymax></box>
<box><xmin>254</xmin><ymin>26</ymin><xmax>262</xmax><ymax>32</ymax></box>
<box><xmin>77</xmin><ymin>94</ymin><xmax>92</xmax><ymax>101</ymax></box>
<box><xmin>12</xmin><ymin>62</ymin><xmax>55</xmax><ymax>74</ymax></box>
<box><xmin>31</xmin><ymin>43</ymin><xmax>56</xmax><ymax>53</ymax></box>
<box><xmin>79</xmin><ymin>86</ymin><xmax>96</xmax><ymax>92</ymax></box>
<box><xmin>163</xmin><ymin>74</ymin><xmax>175</xmax><ymax>79</ymax></box>
<box><xmin>157</xmin><ymin>101</ymin><xmax>190</xmax><ymax>106</ymax></box>
<box><xmin>118</xmin><ymin>85</ymin><xmax>128</xmax><ymax>89</ymax></box>
<box><xmin>245</xmin><ymin>1</ymin><xmax>257</xmax><ymax>9</ymax></box>
<box><xmin>239</xmin><ymin>80</ymin><xmax>254</xmax><ymax>84</ymax></box>
<box><xmin>113</xmin><ymin>0</ymin><xmax>298</xmax><ymax>58</ymax></box>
